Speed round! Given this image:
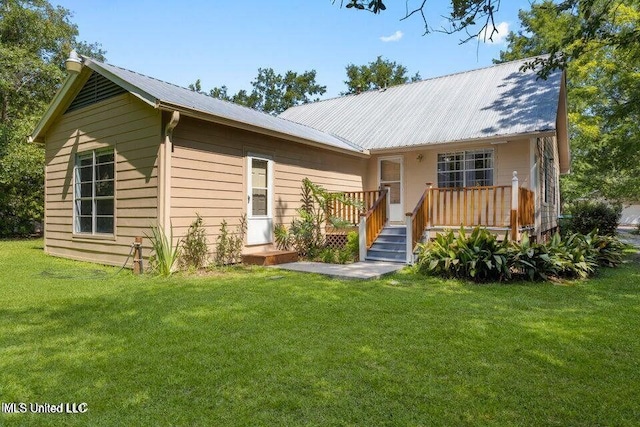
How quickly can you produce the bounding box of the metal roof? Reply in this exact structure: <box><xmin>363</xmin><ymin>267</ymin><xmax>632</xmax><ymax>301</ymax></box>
<box><xmin>279</xmin><ymin>57</ymin><xmax>562</xmax><ymax>150</ymax></box>
<box><xmin>82</xmin><ymin>58</ymin><xmax>366</xmax><ymax>154</ymax></box>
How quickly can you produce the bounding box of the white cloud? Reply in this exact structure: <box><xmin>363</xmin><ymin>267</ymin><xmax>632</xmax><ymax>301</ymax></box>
<box><xmin>479</xmin><ymin>21</ymin><xmax>510</xmax><ymax>44</ymax></box>
<box><xmin>380</xmin><ymin>30</ymin><xmax>403</xmax><ymax>43</ymax></box>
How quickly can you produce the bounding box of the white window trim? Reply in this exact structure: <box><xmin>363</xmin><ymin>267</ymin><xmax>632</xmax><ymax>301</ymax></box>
<box><xmin>73</xmin><ymin>149</ymin><xmax>115</xmax><ymax>236</ymax></box>
<box><xmin>437</xmin><ymin>148</ymin><xmax>494</xmax><ymax>188</ymax></box>
<box><xmin>246</xmin><ymin>154</ymin><xmax>273</xmax><ymax>219</ymax></box>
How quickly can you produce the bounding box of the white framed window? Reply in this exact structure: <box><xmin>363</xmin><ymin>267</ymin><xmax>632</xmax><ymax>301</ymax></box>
<box><xmin>437</xmin><ymin>149</ymin><xmax>494</xmax><ymax>188</ymax></box>
<box><xmin>74</xmin><ymin>149</ymin><xmax>115</xmax><ymax>234</ymax></box>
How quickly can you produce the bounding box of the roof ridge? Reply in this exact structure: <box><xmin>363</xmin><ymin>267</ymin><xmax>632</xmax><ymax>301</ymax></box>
<box><xmin>282</xmin><ymin>55</ymin><xmax>550</xmax><ymax>110</ymax></box>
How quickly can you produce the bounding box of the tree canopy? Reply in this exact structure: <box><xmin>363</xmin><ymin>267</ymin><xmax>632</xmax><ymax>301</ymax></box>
<box><xmin>342</xmin><ymin>56</ymin><xmax>421</xmax><ymax>95</ymax></box>
<box><xmin>498</xmin><ymin>0</ymin><xmax>640</xmax><ymax>202</ymax></box>
<box><xmin>191</xmin><ymin>68</ymin><xmax>326</xmax><ymax>115</ymax></box>
<box><xmin>0</xmin><ymin>0</ymin><xmax>105</xmax><ymax>236</ymax></box>
<box><xmin>336</xmin><ymin>0</ymin><xmax>640</xmax><ymax>78</ymax></box>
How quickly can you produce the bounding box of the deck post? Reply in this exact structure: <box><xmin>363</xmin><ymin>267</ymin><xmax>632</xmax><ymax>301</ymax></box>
<box><xmin>359</xmin><ymin>214</ymin><xmax>367</xmax><ymax>261</ymax></box>
<box><xmin>384</xmin><ymin>186</ymin><xmax>391</xmax><ymax>224</ymax></box>
<box><xmin>426</xmin><ymin>182</ymin><xmax>433</xmax><ymax>229</ymax></box>
<box><xmin>511</xmin><ymin>171</ymin><xmax>519</xmax><ymax>241</ymax></box>
<box><xmin>405</xmin><ymin>213</ymin><xmax>413</xmax><ymax>265</ymax></box>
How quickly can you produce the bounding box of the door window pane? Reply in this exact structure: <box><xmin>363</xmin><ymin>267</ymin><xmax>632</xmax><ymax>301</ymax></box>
<box><xmin>252</xmin><ymin>159</ymin><xmax>267</xmax><ymax>188</ymax></box>
<box><xmin>381</xmin><ymin>160</ymin><xmax>400</xmax><ymax>181</ymax></box>
<box><xmin>252</xmin><ymin>189</ymin><xmax>267</xmax><ymax>216</ymax></box>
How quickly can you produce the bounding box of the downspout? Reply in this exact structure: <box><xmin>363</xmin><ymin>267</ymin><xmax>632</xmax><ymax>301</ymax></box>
<box><xmin>159</xmin><ymin>111</ymin><xmax>180</xmax><ymax>232</ymax></box>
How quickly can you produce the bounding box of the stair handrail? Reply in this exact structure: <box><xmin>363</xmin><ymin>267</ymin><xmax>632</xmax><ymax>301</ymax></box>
<box><xmin>360</xmin><ymin>189</ymin><xmax>388</xmax><ymax>249</ymax></box>
<box><xmin>407</xmin><ymin>183</ymin><xmax>432</xmax><ymax>252</ymax></box>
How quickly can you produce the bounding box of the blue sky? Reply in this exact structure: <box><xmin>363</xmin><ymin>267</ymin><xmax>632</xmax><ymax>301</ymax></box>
<box><xmin>56</xmin><ymin>0</ymin><xmax>532</xmax><ymax>99</ymax></box>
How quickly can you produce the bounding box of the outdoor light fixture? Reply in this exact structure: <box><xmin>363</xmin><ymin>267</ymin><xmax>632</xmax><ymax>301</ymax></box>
<box><xmin>416</xmin><ymin>153</ymin><xmax>423</xmax><ymax>162</ymax></box>
<box><xmin>65</xmin><ymin>50</ymin><xmax>83</xmax><ymax>74</ymax></box>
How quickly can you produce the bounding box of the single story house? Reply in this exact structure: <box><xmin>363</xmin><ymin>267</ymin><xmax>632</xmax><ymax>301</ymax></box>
<box><xmin>31</xmin><ymin>53</ymin><xmax>569</xmax><ymax>266</ymax></box>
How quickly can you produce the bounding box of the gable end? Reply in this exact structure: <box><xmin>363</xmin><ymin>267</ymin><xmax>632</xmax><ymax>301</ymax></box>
<box><xmin>65</xmin><ymin>72</ymin><xmax>126</xmax><ymax>113</ymax></box>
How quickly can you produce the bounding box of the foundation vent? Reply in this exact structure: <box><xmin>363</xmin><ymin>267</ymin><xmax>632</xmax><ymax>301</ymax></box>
<box><xmin>65</xmin><ymin>72</ymin><xmax>126</xmax><ymax>113</ymax></box>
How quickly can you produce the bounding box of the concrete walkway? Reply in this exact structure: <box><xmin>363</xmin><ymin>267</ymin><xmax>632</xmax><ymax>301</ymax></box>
<box><xmin>272</xmin><ymin>260</ymin><xmax>406</xmax><ymax>280</ymax></box>
<box><xmin>618</xmin><ymin>227</ymin><xmax>640</xmax><ymax>249</ymax></box>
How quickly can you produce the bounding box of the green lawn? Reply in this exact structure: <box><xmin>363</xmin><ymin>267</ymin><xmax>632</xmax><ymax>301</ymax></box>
<box><xmin>1</xmin><ymin>240</ymin><xmax>639</xmax><ymax>426</ymax></box>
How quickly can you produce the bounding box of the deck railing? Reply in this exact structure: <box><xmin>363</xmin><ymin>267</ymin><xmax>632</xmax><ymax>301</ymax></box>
<box><xmin>429</xmin><ymin>185</ymin><xmax>511</xmax><ymax>228</ymax></box>
<box><xmin>331</xmin><ymin>190</ymin><xmax>382</xmax><ymax>226</ymax></box>
<box><xmin>408</xmin><ymin>188</ymin><xmax>429</xmax><ymax>251</ymax></box>
<box><xmin>361</xmin><ymin>190</ymin><xmax>388</xmax><ymax>249</ymax></box>
<box><xmin>404</xmin><ymin>172</ymin><xmax>536</xmax><ymax>260</ymax></box>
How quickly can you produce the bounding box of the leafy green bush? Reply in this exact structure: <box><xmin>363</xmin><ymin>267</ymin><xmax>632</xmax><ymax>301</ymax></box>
<box><xmin>563</xmin><ymin>200</ymin><xmax>621</xmax><ymax>236</ymax></box>
<box><xmin>417</xmin><ymin>227</ymin><xmax>511</xmax><ymax>282</ymax></box>
<box><xmin>146</xmin><ymin>223</ymin><xmax>182</xmax><ymax>276</ymax></box>
<box><xmin>546</xmin><ymin>233</ymin><xmax>597</xmax><ymax>279</ymax></box>
<box><xmin>319</xmin><ymin>248</ymin><xmax>336</xmax><ymax>264</ymax></box>
<box><xmin>345</xmin><ymin>231</ymin><xmax>360</xmax><ymax>261</ymax></box>
<box><xmin>417</xmin><ymin>228</ymin><xmax>625</xmax><ymax>283</ymax></box>
<box><xmin>508</xmin><ymin>233</ymin><xmax>555</xmax><ymax>281</ymax></box>
<box><xmin>0</xmin><ymin>142</ymin><xmax>44</xmax><ymax>237</ymax></box>
<box><xmin>180</xmin><ymin>214</ymin><xmax>209</xmax><ymax>270</ymax></box>
<box><xmin>337</xmin><ymin>248</ymin><xmax>353</xmax><ymax>264</ymax></box>
<box><xmin>214</xmin><ymin>215</ymin><xmax>247</xmax><ymax>266</ymax></box>
<box><xmin>286</xmin><ymin>178</ymin><xmax>361</xmax><ymax>259</ymax></box>
<box><xmin>274</xmin><ymin>223</ymin><xmax>291</xmax><ymax>250</ymax></box>
<box><xmin>582</xmin><ymin>231</ymin><xmax>624</xmax><ymax>268</ymax></box>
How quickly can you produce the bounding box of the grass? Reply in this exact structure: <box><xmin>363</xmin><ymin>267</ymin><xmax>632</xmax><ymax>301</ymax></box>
<box><xmin>1</xmin><ymin>240</ymin><xmax>639</xmax><ymax>426</ymax></box>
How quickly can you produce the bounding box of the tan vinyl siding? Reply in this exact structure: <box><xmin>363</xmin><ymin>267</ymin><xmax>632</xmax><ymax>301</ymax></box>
<box><xmin>170</xmin><ymin>117</ymin><xmax>367</xmax><ymax>250</ymax></box>
<box><xmin>44</xmin><ymin>93</ymin><xmax>161</xmax><ymax>266</ymax></box>
<box><xmin>370</xmin><ymin>139</ymin><xmax>533</xmax><ymax>213</ymax></box>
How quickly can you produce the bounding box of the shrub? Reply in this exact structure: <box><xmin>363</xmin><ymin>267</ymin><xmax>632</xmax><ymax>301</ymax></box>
<box><xmin>583</xmin><ymin>231</ymin><xmax>624</xmax><ymax>268</ymax></box>
<box><xmin>417</xmin><ymin>227</ymin><xmax>511</xmax><ymax>282</ymax></box>
<box><xmin>286</xmin><ymin>178</ymin><xmax>361</xmax><ymax>258</ymax></box>
<box><xmin>345</xmin><ymin>231</ymin><xmax>360</xmax><ymax>261</ymax></box>
<box><xmin>508</xmin><ymin>233</ymin><xmax>555</xmax><ymax>281</ymax></box>
<box><xmin>337</xmin><ymin>248</ymin><xmax>353</xmax><ymax>264</ymax></box>
<box><xmin>418</xmin><ymin>228</ymin><xmax>624</xmax><ymax>283</ymax></box>
<box><xmin>146</xmin><ymin>223</ymin><xmax>182</xmax><ymax>276</ymax></box>
<box><xmin>0</xmin><ymin>142</ymin><xmax>44</xmax><ymax>237</ymax></box>
<box><xmin>319</xmin><ymin>247</ymin><xmax>336</xmax><ymax>264</ymax></box>
<box><xmin>180</xmin><ymin>214</ymin><xmax>209</xmax><ymax>270</ymax></box>
<box><xmin>563</xmin><ymin>200</ymin><xmax>621</xmax><ymax>236</ymax></box>
<box><xmin>214</xmin><ymin>215</ymin><xmax>247</xmax><ymax>266</ymax></box>
<box><xmin>547</xmin><ymin>233</ymin><xmax>597</xmax><ymax>279</ymax></box>
<box><xmin>274</xmin><ymin>223</ymin><xmax>291</xmax><ymax>250</ymax></box>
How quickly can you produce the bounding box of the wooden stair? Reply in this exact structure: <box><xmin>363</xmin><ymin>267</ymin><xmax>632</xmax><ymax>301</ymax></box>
<box><xmin>242</xmin><ymin>250</ymin><xmax>298</xmax><ymax>266</ymax></box>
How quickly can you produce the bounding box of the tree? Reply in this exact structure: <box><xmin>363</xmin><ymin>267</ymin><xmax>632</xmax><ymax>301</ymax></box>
<box><xmin>0</xmin><ymin>0</ymin><xmax>105</xmax><ymax>236</ymax></box>
<box><xmin>498</xmin><ymin>0</ymin><xmax>640</xmax><ymax>202</ymax></box>
<box><xmin>335</xmin><ymin>1</ymin><xmax>640</xmax><ymax>78</ymax></box>
<box><xmin>191</xmin><ymin>68</ymin><xmax>326</xmax><ymax>115</ymax></box>
<box><xmin>342</xmin><ymin>56</ymin><xmax>421</xmax><ymax>95</ymax></box>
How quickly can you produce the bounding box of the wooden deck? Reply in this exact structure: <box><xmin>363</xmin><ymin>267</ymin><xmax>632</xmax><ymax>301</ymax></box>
<box><xmin>331</xmin><ymin>178</ymin><xmax>536</xmax><ymax>264</ymax></box>
<box><xmin>242</xmin><ymin>250</ymin><xmax>298</xmax><ymax>266</ymax></box>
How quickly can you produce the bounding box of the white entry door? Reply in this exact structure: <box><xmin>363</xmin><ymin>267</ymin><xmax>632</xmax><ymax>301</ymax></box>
<box><xmin>379</xmin><ymin>156</ymin><xmax>404</xmax><ymax>222</ymax></box>
<box><xmin>247</xmin><ymin>155</ymin><xmax>273</xmax><ymax>245</ymax></box>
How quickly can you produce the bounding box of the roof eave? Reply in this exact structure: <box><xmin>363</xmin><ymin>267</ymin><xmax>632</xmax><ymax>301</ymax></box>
<box><xmin>368</xmin><ymin>130</ymin><xmax>558</xmax><ymax>154</ymax></box>
<box><xmin>156</xmin><ymin>100</ymin><xmax>370</xmax><ymax>158</ymax></box>
<box><xmin>30</xmin><ymin>72</ymin><xmax>82</xmax><ymax>143</ymax></box>
<box><xmin>83</xmin><ymin>58</ymin><xmax>157</xmax><ymax>108</ymax></box>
